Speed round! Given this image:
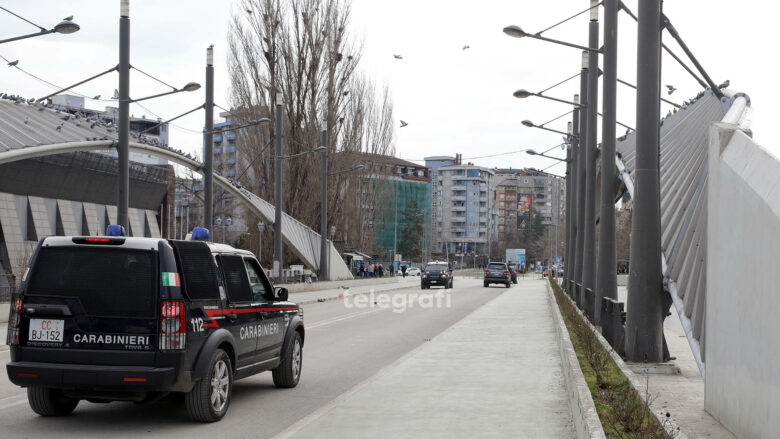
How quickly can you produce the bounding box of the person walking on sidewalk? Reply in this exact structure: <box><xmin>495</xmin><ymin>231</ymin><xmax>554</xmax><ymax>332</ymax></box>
<box><xmin>367</xmin><ymin>262</ymin><xmax>374</xmax><ymax>277</ymax></box>
<box><xmin>401</xmin><ymin>264</ymin><xmax>407</xmax><ymax>277</ymax></box>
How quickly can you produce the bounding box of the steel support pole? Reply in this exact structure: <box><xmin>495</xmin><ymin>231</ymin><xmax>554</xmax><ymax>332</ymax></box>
<box><xmin>595</xmin><ymin>0</ymin><xmax>619</xmax><ymax>326</ymax></box>
<box><xmin>626</xmin><ymin>0</ymin><xmax>664</xmax><ymax>363</ymax></box>
<box><xmin>204</xmin><ymin>46</ymin><xmax>215</xmax><ymax>233</ymax></box>
<box><xmin>319</xmin><ymin>130</ymin><xmax>329</xmax><ymax>281</ymax></box>
<box><xmin>273</xmin><ymin>92</ymin><xmax>284</xmax><ymax>280</ymax></box>
<box><xmin>573</xmin><ymin>59</ymin><xmax>588</xmax><ymax>308</ymax></box>
<box><xmin>581</xmin><ymin>3</ymin><xmax>600</xmax><ymax>318</ymax></box>
<box><xmin>566</xmin><ymin>102</ymin><xmax>580</xmax><ymax>297</ymax></box>
<box><xmin>117</xmin><ymin>0</ymin><xmax>130</xmax><ymax>231</ymax></box>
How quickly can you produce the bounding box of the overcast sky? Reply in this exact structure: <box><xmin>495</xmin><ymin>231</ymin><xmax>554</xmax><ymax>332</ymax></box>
<box><xmin>1</xmin><ymin>1</ymin><xmax>776</xmax><ymax>176</ymax></box>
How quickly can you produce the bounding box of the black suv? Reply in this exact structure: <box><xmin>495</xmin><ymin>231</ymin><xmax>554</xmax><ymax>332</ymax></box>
<box><xmin>6</xmin><ymin>233</ymin><xmax>304</xmax><ymax>422</ymax></box>
<box><xmin>421</xmin><ymin>262</ymin><xmax>452</xmax><ymax>289</ymax></box>
<box><xmin>484</xmin><ymin>262</ymin><xmax>511</xmax><ymax>288</ymax></box>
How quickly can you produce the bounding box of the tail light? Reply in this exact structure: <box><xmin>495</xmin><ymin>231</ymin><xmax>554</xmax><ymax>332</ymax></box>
<box><xmin>159</xmin><ymin>301</ymin><xmax>186</xmax><ymax>350</ymax></box>
<box><xmin>484</xmin><ymin>270</ymin><xmax>490</xmax><ymax>274</ymax></box>
<box><xmin>504</xmin><ymin>271</ymin><xmax>510</xmax><ymax>276</ymax></box>
<box><xmin>7</xmin><ymin>296</ymin><xmax>22</xmax><ymax>345</ymax></box>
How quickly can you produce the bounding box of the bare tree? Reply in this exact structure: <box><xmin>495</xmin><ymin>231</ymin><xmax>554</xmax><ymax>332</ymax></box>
<box><xmin>227</xmin><ymin>0</ymin><xmax>395</xmax><ymax>262</ymax></box>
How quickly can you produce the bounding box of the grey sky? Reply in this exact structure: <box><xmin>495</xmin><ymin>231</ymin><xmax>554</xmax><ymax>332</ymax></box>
<box><xmin>1</xmin><ymin>1</ymin><xmax>776</xmax><ymax>176</ymax></box>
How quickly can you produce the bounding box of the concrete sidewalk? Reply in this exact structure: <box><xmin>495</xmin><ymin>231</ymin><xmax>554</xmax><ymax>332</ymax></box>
<box><xmin>281</xmin><ymin>279</ymin><xmax>576</xmax><ymax>438</ymax></box>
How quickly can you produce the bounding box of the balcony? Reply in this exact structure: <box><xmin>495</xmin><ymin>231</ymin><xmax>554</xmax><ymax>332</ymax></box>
<box><xmin>451</xmin><ymin>185</ymin><xmax>466</xmax><ymax>191</ymax></box>
<box><xmin>450</xmin><ymin>227</ymin><xmax>466</xmax><ymax>234</ymax></box>
<box><xmin>226</xmin><ymin>133</ymin><xmax>237</xmax><ymax>141</ymax></box>
<box><xmin>451</xmin><ymin>196</ymin><xmax>466</xmax><ymax>201</ymax></box>
<box><xmin>451</xmin><ymin>205</ymin><xmax>466</xmax><ymax>211</ymax></box>
<box><xmin>214</xmin><ymin>136</ymin><xmax>223</xmax><ymax>143</ymax></box>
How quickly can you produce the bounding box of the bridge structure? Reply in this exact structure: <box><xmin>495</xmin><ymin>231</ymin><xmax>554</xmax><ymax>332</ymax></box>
<box><xmin>0</xmin><ymin>98</ymin><xmax>353</xmax><ymax>281</ymax></box>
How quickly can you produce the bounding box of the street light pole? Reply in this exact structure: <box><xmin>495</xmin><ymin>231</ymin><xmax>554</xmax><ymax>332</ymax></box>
<box><xmin>204</xmin><ymin>45</ymin><xmax>215</xmax><ymax>233</ymax></box>
<box><xmin>319</xmin><ymin>129</ymin><xmax>329</xmax><ymax>281</ymax></box>
<box><xmin>595</xmin><ymin>0</ymin><xmax>619</xmax><ymax>326</ymax></box>
<box><xmin>626</xmin><ymin>0</ymin><xmax>665</xmax><ymax>363</ymax></box>
<box><xmin>573</xmin><ymin>53</ymin><xmax>588</xmax><ymax>309</ymax></box>
<box><xmin>582</xmin><ymin>2</ymin><xmax>600</xmax><ymax>319</ymax></box>
<box><xmin>117</xmin><ymin>0</ymin><xmax>130</xmax><ymax>231</ymax></box>
<box><xmin>257</xmin><ymin>221</ymin><xmax>265</xmax><ymax>262</ymax></box>
<box><xmin>567</xmin><ymin>97</ymin><xmax>580</xmax><ymax>297</ymax></box>
<box><xmin>273</xmin><ymin>91</ymin><xmax>284</xmax><ymax>281</ymax></box>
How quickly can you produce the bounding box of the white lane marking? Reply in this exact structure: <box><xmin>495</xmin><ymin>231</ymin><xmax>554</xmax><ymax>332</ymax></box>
<box><xmin>306</xmin><ymin>308</ymin><xmax>385</xmax><ymax>330</ymax></box>
<box><xmin>0</xmin><ymin>395</ymin><xmax>27</xmax><ymax>410</ymax></box>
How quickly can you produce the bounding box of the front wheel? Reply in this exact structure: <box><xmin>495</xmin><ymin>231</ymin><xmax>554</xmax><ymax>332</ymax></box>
<box><xmin>185</xmin><ymin>348</ymin><xmax>232</xmax><ymax>422</ymax></box>
<box><xmin>273</xmin><ymin>332</ymin><xmax>303</xmax><ymax>388</ymax></box>
<box><xmin>27</xmin><ymin>386</ymin><xmax>79</xmax><ymax>417</ymax></box>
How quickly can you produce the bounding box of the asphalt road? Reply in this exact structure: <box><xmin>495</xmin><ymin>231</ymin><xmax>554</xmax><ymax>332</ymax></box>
<box><xmin>0</xmin><ymin>278</ymin><xmax>507</xmax><ymax>439</ymax></box>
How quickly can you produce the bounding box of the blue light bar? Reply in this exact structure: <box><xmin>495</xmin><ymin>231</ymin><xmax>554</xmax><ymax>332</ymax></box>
<box><xmin>106</xmin><ymin>224</ymin><xmax>126</xmax><ymax>236</ymax></box>
<box><xmin>191</xmin><ymin>227</ymin><xmax>211</xmax><ymax>241</ymax></box>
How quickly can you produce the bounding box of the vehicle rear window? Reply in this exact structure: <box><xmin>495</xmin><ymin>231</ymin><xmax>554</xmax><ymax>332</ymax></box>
<box><xmin>29</xmin><ymin>247</ymin><xmax>157</xmax><ymax>317</ymax></box>
<box><xmin>488</xmin><ymin>263</ymin><xmax>506</xmax><ymax>270</ymax></box>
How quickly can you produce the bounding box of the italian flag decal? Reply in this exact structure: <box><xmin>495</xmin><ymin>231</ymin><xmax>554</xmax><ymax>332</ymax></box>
<box><xmin>162</xmin><ymin>272</ymin><xmax>181</xmax><ymax>287</ymax></box>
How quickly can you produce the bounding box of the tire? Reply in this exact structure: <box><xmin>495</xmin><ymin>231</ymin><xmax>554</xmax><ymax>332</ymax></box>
<box><xmin>27</xmin><ymin>386</ymin><xmax>79</xmax><ymax>417</ymax></box>
<box><xmin>273</xmin><ymin>332</ymin><xmax>302</xmax><ymax>388</ymax></box>
<box><xmin>505</xmin><ymin>282</ymin><xmax>511</xmax><ymax>288</ymax></box>
<box><xmin>185</xmin><ymin>348</ymin><xmax>232</xmax><ymax>422</ymax></box>
<box><xmin>483</xmin><ymin>281</ymin><xmax>489</xmax><ymax>288</ymax></box>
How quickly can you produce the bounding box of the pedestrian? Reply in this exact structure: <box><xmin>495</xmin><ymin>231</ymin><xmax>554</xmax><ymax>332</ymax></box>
<box><xmin>389</xmin><ymin>264</ymin><xmax>395</xmax><ymax>276</ymax></box>
<box><xmin>359</xmin><ymin>264</ymin><xmax>365</xmax><ymax>278</ymax></box>
<box><xmin>367</xmin><ymin>262</ymin><xmax>374</xmax><ymax>277</ymax></box>
<box><xmin>378</xmin><ymin>264</ymin><xmax>384</xmax><ymax>277</ymax></box>
<box><xmin>401</xmin><ymin>264</ymin><xmax>407</xmax><ymax>277</ymax></box>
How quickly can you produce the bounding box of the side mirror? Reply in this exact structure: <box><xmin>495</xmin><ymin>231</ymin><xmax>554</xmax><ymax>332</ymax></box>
<box><xmin>275</xmin><ymin>287</ymin><xmax>289</xmax><ymax>302</ymax></box>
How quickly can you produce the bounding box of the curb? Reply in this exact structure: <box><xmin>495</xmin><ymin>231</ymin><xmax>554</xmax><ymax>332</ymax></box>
<box><xmin>554</xmin><ymin>282</ymin><xmax>690</xmax><ymax>439</ymax></box>
<box><xmin>294</xmin><ymin>281</ymin><xmax>420</xmax><ymax>306</ymax></box>
<box><xmin>546</xmin><ymin>281</ymin><xmax>606</xmax><ymax>439</ymax></box>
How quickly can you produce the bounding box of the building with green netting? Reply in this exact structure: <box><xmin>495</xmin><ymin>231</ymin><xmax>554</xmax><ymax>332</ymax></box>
<box><xmin>359</xmin><ymin>155</ymin><xmax>431</xmax><ymax>264</ymax></box>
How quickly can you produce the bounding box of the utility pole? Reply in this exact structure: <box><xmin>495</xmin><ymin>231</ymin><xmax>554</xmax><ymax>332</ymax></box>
<box><xmin>595</xmin><ymin>0</ymin><xmax>619</xmax><ymax>326</ymax></box>
<box><xmin>273</xmin><ymin>91</ymin><xmax>284</xmax><ymax>280</ymax></box>
<box><xmin>626</xmin><ymin>0</ymin><xmax>665</xmax><ymax>363</ymax></box>
<box><xmin>582</xmin><ymin>1</ymin><xmax>600</xmax><ymax>319</ymax></box>
<box><xmin>567</xmin><ymin>97</ymin><xmax>580</xmax><ymax>297</ymax></box>
<box><xmin>319</xmin><ymin>129</ymin><xmax>329</xmax><ymax>281</ymax></box>
<box><xmin>117</xmin><ymin>0</ymin><xmax>130</xmax><ymax>231</ymax></box>
<box><xmin>392</xmin><ymin>182</ymin><xmax>398</xmax><ymax>269</ymax></box>
<box><xmin>573</xmin><ymin>52</ymin><xmax>589</xmax><ymax>309</ymax></box>
<box><xmin>203</xmin><ymin>45</ymin><xmax>215</xmax><ymax>232</ymax></box>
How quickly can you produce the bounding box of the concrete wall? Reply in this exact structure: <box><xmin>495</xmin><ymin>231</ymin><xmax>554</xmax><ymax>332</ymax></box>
<box><xmin>706</xmin><ymin>124</ymin><xmax>780</xmax><ymax>439</ymax></box>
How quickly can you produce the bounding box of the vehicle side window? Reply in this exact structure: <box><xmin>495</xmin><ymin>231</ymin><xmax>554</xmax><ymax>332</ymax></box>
<box><xmin>243</xmin><ymin>257</ymin><xmax>273</xmax><ymax>301</ymax></box>
<box><xmin>218</xmin><ymin>255</ymin><xmax>253</xmax><ymax>303</ymax></box>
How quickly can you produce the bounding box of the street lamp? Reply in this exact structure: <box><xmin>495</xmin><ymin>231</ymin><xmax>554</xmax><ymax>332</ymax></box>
<box><xmin>514</xmin><ymin>89</ymin><xmax>583</xmax><ymax>108</ymax></box>
<box><xmin>526</xmin><ymin>149</ymin><xmax>571</xmax><ymax>163</ymax></box>
<box><xmin>522</xmin><ymin>120</ymin><xmax>575</xmax><ymax>138</ymax></box>
<box><xmin>503</xmin><ymin>24</ymin><xmax>600</xmax><ymax>54</ymax></box>
<box><xmin>0</xmin><ymin>10</ymin><xmax>80</xmax><ymax>45</ymax></box>
<box><xmin>129</xmin><ymin>82</ymin><xmax>200</xmax><ymax>103</ymax></box>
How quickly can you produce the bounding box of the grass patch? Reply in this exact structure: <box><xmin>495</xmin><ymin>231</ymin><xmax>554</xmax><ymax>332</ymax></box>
<box><xmin>549</xmin><ymin>278</ymin><xmax>675</xmax><ymax>438</ymax></box>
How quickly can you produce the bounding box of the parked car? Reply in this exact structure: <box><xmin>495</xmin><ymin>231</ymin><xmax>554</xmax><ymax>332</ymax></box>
<box><xmin>407</xmin><ymin>267</ymin><xmax>421</xmax><ymax>276</ymax></box>
<box><xmin>6</xmin><ymin>227</ymin><xmax>304</xmax><ymax>422</ymax></box>
<box><xmin>421</xmin><ymin>262</ymin><xmax>453</xmax><ymax>289</ymax></box>
<box><xmin>484</xmin><ymin>262</ymin><xmax>511</xmax><ymax>288</ymax></box>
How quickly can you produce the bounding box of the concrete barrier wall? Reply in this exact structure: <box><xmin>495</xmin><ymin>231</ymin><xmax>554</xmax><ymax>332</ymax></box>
<box><xmin>706</xmin><ymin>124</ymin><xmax>780</xmax><ymax>439</ymax></box>
<box><xmin>0</xmin><ymin>303</ymin><xmax>8</xmax><ymax>323</ymax></box>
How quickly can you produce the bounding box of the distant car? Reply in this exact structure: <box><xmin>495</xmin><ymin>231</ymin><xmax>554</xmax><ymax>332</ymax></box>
<box><xmin>508</xmin><ymin>265</ymin><xmax>518</xmax><ymax>284</ymax></box>
<box><xmin>484</xmin><ymin>262</ymin><xmax>511</xmax><ymax>288</ymax></box>
<box><xmin>407</xmin><ymin>267</ymin><xmax>421</xmax><ymax>276</ymax></box>
<box><xmin>421</xmin><ymin>262</ymin><xmax>453</xmax><ymax>289</ymax></box>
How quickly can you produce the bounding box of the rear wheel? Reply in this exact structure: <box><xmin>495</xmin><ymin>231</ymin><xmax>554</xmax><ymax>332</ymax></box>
<box><xmin>505</xmin><ymin>282</ymin><xmax>511</xmax><ymax>288</ymax></box>
<box><xmin>27</xmin><ymin>386</ymin><xmax>79</xmax><ymax>417</ymax></box>
<box><xmin>185</xmin><ymin>348</ymin><xmax>232</xmax><ymax>422</ymax></box>
<box><xmin>483</xmin><ymin>281</ymin><xmax>489</xmax><ymax>288</ymax></box>
<box><xmin>273</xmin><ymin>332</ymin><xmax>302</xmax><ymax>388</ymax></box>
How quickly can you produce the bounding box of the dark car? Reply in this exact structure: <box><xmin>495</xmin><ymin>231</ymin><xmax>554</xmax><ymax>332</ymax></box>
<box><xmin>6</xmin><ymin>229</ymin><xmax>304</xmax><ymax>422</ymax></box>
<box><xmin>484</xmin><ymin>262</ymin><xmax>511</xmax><ymax>288</ymax></box>
<box><xmin>508</xmin><ymin>265</ymin><xmax>518</xmax><ymax>284</ymax></box>
<box><xmin>421</xmin><ymin>262</ymin><xmax>452</xmax><ymax>289</ymax></box>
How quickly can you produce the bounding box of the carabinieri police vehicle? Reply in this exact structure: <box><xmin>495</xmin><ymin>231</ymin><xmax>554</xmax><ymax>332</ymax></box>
<box><xmin>5</xmin><ymin>226</ymin><xmax>304</xmax><ymax>422</ymax></box>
